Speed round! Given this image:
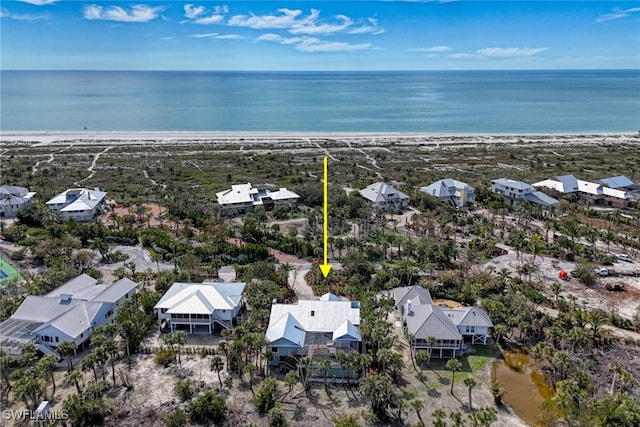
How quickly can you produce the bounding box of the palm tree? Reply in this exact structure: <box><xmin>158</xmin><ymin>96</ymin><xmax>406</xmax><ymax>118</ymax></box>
<box><xmin>0</xmin><ymin>349</ymin><xmax>13</xmax><ymax>395</ymax></box>
<box><xmin>37</xmin><ymin>355</ymin><xmax>57</xmax><ymax>400</ymax></box>
<box><xmin>174</xmin><ymin>331</ymin><xmax>187</xmax><ymax>367</ymax></box>
<box><xmin>359</xmin><ymin>374</ymin><xmax>394</xmax><ymax>420</ymax></box>
<box><xmin>321</xmin><ymin>359</ymin><xmax>332</xmax><ymax>392</ymax></box>
<box><xmin>102</xmin><ymin>340</ymin><xmax>119</xmax><ymax>387</ymax></box>
<box><xmin>210</xmin><ymin>356</ymin><xmax>224</xmax><ymax>389</ymax></box>
<box><xmin>410</xmin><ymin>399</ymin><xmax>425</xmax><ymax>425</ymax></box>
<box><xmin>81</xmin><ymin>352</ymin><xmax>98</xmax><ymax>382</ymax></box>
<box><xmin>57</xmin><ymin>341</ymin><xmax>77</xmax><ymax>373</ymax></box>
<box><xmin>66</xmin><ymin>369</ymin><xmax>83</xmax><ymax>394</ymax></box>
<box><xmin>446</xmin><ymin>358</ymin><xmax>462</xmax><ymax>395</ymax></box>
<box><xmin>464</xmin><ymin>376</ymin><xmax>478</xmax><ymax>411</ymax></box>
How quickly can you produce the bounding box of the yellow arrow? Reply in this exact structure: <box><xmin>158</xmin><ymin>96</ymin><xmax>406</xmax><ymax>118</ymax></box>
<box><xmin>319</xmin><ymin>157</ymin><xmax>332</xmax><ymax>278</ymax></box>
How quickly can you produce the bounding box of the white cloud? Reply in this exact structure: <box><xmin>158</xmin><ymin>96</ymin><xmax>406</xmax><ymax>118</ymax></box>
<box><xmin>84</xmin><ymin>4</ymin><xmax>163</xmax><ymax>22</ymax></box>
<box><xmin>0</xmin><ymin>7</ymin><xmax>48</xmax><ymax>21</ymax></box>
<box><xmin>596</xmin><ymin>7</ymin><xmax>640</xmax><ymax>23</ymax></box>
<box><xmin>229</xmin><ymin>8</ymin><xmax>303</xmax><ymax>29</ymax></box>
<box><xmin>213</xmin><ymin>5</ymin><xmax>229</xmax><ymax>15</ymax></box>
<box><xmin>476</xmin><ymin>47</ymin><xmax>548</xmax><ymax>58</ymax></box>
<box><xmin>184</xmin><ymin>4</ymin><xmax>227</xmax><ymax>24</ymax></box>
<box><xmin>191</xmin><ymin>32</ymin><xmax>219</xmax><ymax>38</ymax></box>
<box><xmin>193</xmin><ymin>14</ymin><xmax>225</xmax><ymax>25</ymax></box>
<box><xmin>229</xmin><ymin>8</ymin><xmax>381</xmax><ymax>36</ymax></box>
<box><xmin>289</xmin><ymin>10</ymin><xmax>353</xmax><ymax>35</ymax></box>
<box><xmin>17</xmin><ymin>0</ymin><xmax>56</xmax><ymax>5</ymax></box>
<box><xmin>407</xmin><ymin>45</ymin><xmax>452</xmax><ymax>53</ymax></box>
<box><xmin>191</xmin><ymin>32</ymin><xmax>244</xmax><ymax>40</ymax></box>
<box><xmin>184</xmin><ymin>4</ymin><xmax>206</xmax><ymax>19</ymax></box>
<box><xmin>257</xmin><ymin>33</ymin><xmax>370</xmax><ymax>52</ymax></box>
<box><xmin>449</xmin><ymin>53</ymin><xmax>475</xmax><ymax>59</ymax></box>
<box><xmin>214</xmin><ymin>33</ymin><xmax>243</xmax><ymax>40</ymax></box>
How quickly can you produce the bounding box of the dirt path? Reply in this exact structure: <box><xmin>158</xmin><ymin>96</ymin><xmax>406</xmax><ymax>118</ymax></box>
<box><xmin>288</xmin><ymin>265</ymin><xmax>315</xmax><ymax>299</ymax></box>
<box><xmin>75</xmin><ymin>146</ymin><xmax>113</xmax><ymax>185</ymax></box>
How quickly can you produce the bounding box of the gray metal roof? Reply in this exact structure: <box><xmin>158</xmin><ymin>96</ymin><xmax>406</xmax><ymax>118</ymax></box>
<box><xmin>420</xmin><ymin>179</ymin><xmax>475</xmax><ymax>198</ymax></box>
<box><xmin>35</xmin><ymin>301</ymin><xmax>111</xmax><ymax>339</ymax></box>
<box><xmin>443</xmin><ymin>307</ymin><xmax>493</xmax><ymax>328</ymax></box>
<box><xmin>359</xmin><ymin>182</ymin><xmax>410</xmax><ymax>203</ymax></box>
<box><xmin>598</xmin><ymin>175</ymin><xmax>635</xmax><ymax>189</ymax></box>
<box><xmin>405</xmin><ymin>304</ymin><xmax>462</xmax><ymax>341</ymax></box>
<box><xmin>0</xmin><ymin>186</ymin><xmax>29</xmax><ymax>197</ymax></box>
<box><xmin>11</xmin><ymin>296</ymin><xmax>83</xmax><ymax>323</ymax></box>
<box><xmin>92</xmin><ymin>278</ymin><xmax>137</xmax><ymax>303</ymax></box>
<box><xmin>525</xmin><ymin>191</ymin><xmax>560</xmax><ymax>207</ymax></box>
<box><xmin>491</xmin><ymin>178</ymin><xmax>533</xmax><ymax>191</ymax></box>
<box><xmin>393</xmin><ymin>286</ymin><xmax>433</xmax><ymax>309</ymax></box>
<box><xmin>45</xmin><ymin>274</ymin><xmax>100</xmax><ymax>300</ymax></box>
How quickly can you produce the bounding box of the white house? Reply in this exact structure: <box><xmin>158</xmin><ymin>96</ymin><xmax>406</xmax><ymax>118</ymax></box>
<box><xmin>0</xmin><ymin>185</ymin><xmax>36</xmax><ymax>218</ymax></box>
<box><xmin>216</xmin><ymin>183</ymin><xmax>300</xmax><ymax>215</ymax></box>
<box><xmin>420</xmin><ymin>179</ymin><xmax>476</xmax><ymax>208</ymax></box>
<box><xmin>534</xmin><ymin>174</ymin><xmax>631</xmax><ymax>208</ymax></box>
<box><xmin>46</xmin><ymin>188</ymin><xmax>107</xmax><ymax>221</ymax></box>
<box><xmin>359</xmin><ymin>182</ymin><xmax>410</xmax><ymax>211</ymax></box>
<box><xmin>389</xmin><ymin>286</ymin><xmax>493</xmax><ymax>358</ymax></box>
<box><xmin>491</xmin><ymin>178</ymin><xmax>559</xmax><ymax>208</ymax></box>
<box><xmin>154</xmin><ymin>281</ymin><xmax>246</xmax><ymax>334</ymax></box>
<box><xmin>0</xmin><ymin>274</ymin><xmax>138</xmax><ymax>359</ymax></box>
<box><xmin>266</xmin><ymin>294</ymin><xmax>362</xmax><ymax>371</ymax></box>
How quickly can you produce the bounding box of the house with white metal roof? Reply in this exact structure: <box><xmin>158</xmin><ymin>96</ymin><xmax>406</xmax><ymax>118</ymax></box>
<box><xmin>266</xmin><ymin>293</ymin><xmax>362</xmax><ymax>371</ymax></box>
<box><xmin>154</xmin><ymin>281</ymin><xmax>246</xmax><ymax>333</ymax></box>
<box><xmin>420</xmin><ymin>179</ymin><xmax>476</xmax><ymax>208</ymax></box>
<box><xmin>0</xmin><ymin>185</ymin><xmax>36</xmax><ymax>218</ymax></box>
<box><xmin>359</xmin><ymin>182</ymin><xmax>410</xmax><ymax>211</ymax></box>
<box><xmin>491</xmin><ymin>178</ymin><xmax>559</xmax><ymax>208</ymax></box>
<box><xmin>46</xmin><ymin>188</ymin><xmax>107</xmax><ymax>221</ymax></box>
<box><xmin>0</xmin><ymin>275</ymin><xmax>138</xmax><ymax>359</ymax></box>
<box><xmin>216</xmin><ymin>183</ymin><xmax>300</xmax><ymax>215</ymax></box>
<box><xmin>534</xmin><ymin>174</ymin><xmax>632</xmax><ymax>208</ymax></box>
<box><xmin>389</xmin><ymin>286</ymin><xmax>492</xmax><ymax>358</ymax></box>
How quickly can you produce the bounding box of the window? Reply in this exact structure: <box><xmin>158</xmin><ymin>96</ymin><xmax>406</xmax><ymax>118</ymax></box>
<box><xmin>310</xmin><ymin>311</ymin><xmax>315</xmax><ymax>317</ymax></box>
<box><xmin>271</xmin><ymin>347</ymin><xmax>278</xmax><ymax>352</ymax></box>
<box><xmin>55</xmin><ymin>337</ymin><xmax>59</xmax><ymax>342</ymax></box>
<box><xmin>80</xmin><ymin>333</ymin><xmax>84</xmax><ymax>338</ymax></box>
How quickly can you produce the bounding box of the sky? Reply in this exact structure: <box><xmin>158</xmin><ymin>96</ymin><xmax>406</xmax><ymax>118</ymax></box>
<box><xmin>1</xmin><ymin>1</ymin><xmax>639</xmax><ymax>70</ymax></box>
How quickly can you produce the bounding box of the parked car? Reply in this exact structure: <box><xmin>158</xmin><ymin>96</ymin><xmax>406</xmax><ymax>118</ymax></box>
<box><xmin>594</xmin><ymin>267</ymin><xmax>609</xmax><ymax>276</ymax></box>
<box><xmin>615</xmin><ymin>254</ymin><xmax>634</xmax><ymax>263</ymax></box>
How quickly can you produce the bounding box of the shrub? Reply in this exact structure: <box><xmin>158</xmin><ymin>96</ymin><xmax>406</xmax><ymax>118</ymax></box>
<box><xmin>174</xmin><ymin>379</ymin><xmax>193</xmax><ymax>402</ymax></box>
<box><xmin>254</xmin><ymin>377</ymin><xmax>278</xmax><ymax>414</ymax></box>
<box><xmin>155</xmin><ymin>349</ymin><xmax>176</xmax><ymax>368</ymax></box>
<box><xmin>268</xmin><ymin>402</ymin><xmax>288</xmax><ymax>427</ymax></box>
<box><xmin>189</xmin><ymin>390</ymin><xmax>227</xmax><ymax>424</ymax></box>
<box><xmin>166</xmin><ymin>409</ymin><xmax>187</xmax><ymax>427</ymax></box>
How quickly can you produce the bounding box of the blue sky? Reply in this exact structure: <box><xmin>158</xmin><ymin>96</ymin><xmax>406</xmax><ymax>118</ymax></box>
<box><xmin>1</xmin><ymin>1</ymin><xmax>639</xmax><ymax>70</ymax></box>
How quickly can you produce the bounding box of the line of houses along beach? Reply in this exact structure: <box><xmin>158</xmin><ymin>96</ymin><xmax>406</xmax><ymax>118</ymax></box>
<box><xmin>1</xmin><ymin>172</ymin><xmax>636</xmax><ymax>220</ymax></box>
<box><xmin>0</xmin><ymin>173</ymin><xmax>637</xmax><ymax>380</ymax></box>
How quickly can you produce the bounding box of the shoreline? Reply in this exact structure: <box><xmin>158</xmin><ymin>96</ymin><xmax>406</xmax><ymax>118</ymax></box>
<box><xmin>1</xmin><ymin>130</ymin><xmax>638</xmax><ymax>146</ymax></box>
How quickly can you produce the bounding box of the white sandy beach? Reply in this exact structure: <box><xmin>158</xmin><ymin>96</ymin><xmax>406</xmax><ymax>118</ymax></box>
<box><xmin>1</xmin><ymin>130</ymin><xmax>638</xmax><ymax>147</ymax></box>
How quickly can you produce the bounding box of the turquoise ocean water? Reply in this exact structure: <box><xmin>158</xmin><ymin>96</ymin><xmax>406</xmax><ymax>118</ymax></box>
<box><xmin>1</xmin><ymin>70</ymin><xmax>638</xmax><ymax>133</ymax></box>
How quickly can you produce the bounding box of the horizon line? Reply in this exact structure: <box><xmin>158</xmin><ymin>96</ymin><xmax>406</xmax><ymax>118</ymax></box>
<box><xmin>2</xmin><ymin>68</ymin><xmax>639</xmax><ymax>73</ymax></box>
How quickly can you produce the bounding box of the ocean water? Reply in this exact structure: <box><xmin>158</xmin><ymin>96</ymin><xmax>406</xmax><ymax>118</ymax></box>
<box><xmin>1</xmin><ymin>70</ymin><xmax>638</xmax><ymax>133</ymax></box>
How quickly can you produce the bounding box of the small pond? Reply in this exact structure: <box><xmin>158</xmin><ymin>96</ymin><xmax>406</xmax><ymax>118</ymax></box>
<box><xmin>492</xmin><ymin>348</ymin><xmax>557</xmax><ymax>426</ymax></box>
